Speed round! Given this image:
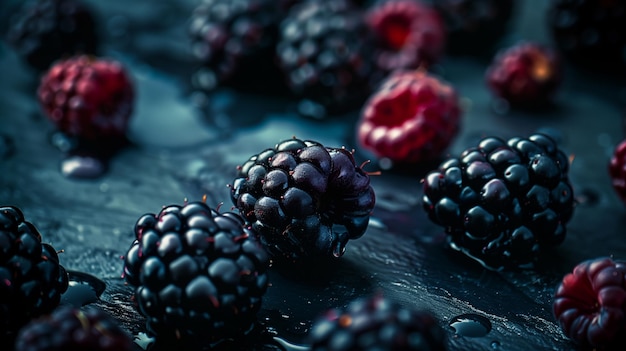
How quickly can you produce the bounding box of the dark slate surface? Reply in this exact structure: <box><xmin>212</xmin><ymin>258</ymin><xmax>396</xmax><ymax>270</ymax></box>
<box><xmin>2</xmin><ymin>0</ymin><xmax>626</xmax><ymax>350</ymax></box>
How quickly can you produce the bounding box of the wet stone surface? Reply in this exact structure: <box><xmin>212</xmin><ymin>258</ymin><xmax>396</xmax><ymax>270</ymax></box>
<box><xmin>1</xmin><ymin>1</ymin><xmax>626</xmax><ymax>350</ymax></box>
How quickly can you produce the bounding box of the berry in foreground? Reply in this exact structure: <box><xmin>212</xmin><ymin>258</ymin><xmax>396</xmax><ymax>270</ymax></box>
<box><xmin>230</xmin><ymin>137</ymin><xmax>376</xmax><ymax>262</ymax></box>
<box><xmin>5</xmin><ymin>0</ymin><xmax>98</xmax><ymax>71</ymax></box>
<box><xmin>307</xmin><ymin>294</ymin><xmax>447</xmax><ymax>350</ymax></box>
<box><xmin>14</xmin><ymin>306</ymin><xmax>133</xmax><ymax>351</ymax></box>
<box><xmin>422</xmin><ymin>133</ymin><xmax>574</xmax><ymax>269</ymax></box>
<box><xmin>366</xmin><ymin>0</ymin><xmax>446</xmax><ymax>75</ymax></box>
<box><xmin>486</xmin><ymin>42</ymin><xmax>562</xmax><ymax>107</ymax></box>
<box><xmin>609</xmin><ymin>140</ymin><xmax>626</xmax><ymax>204</ymax></box>
<box><xmin>553</xmin><ymin>257</ymin><xmax>626</xmax><ymax>349</ymax></box>
<box><xmin>38</xmin><ymin>55</ymin><xmax>134</xmax><ymax>143</ymax></box>
<box><xmin>122</xmin><ymin>201</ymin><xmax>270</xmax><ymax>345</ymax></box>
<box><xmin>0</xmin><ymin>206</ymin><xmax>69</xmax><ymax>333</ymax></box>
<box><xmin>357</xmin><ymin>70</ymin><xmax>461</xmax><ymax>165</ymax></box>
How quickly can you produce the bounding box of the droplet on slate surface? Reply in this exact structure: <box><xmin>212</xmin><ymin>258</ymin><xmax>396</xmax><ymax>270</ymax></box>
<box><xmin>449</xmin><ymin>313</ymin><xmax>492</xmax><ymax>337</ymax></box>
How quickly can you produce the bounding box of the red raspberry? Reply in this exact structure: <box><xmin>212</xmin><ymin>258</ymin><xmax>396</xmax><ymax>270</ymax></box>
<box><xmin>37</xmin><ymin>55</ymin><xmax>134</xmax><ymax>142</ymax></box>
<box><xmin>609</xmin><ymin>140</ymin><xmax>626</xmax><ymax>203</ymax></box>
<box><xmin>366</xmin><ymin>0</ymin><xmax>446</xmax><ymax>75</ymax></box>
<box><xmin>485</xmin><ymin>42</ymin><xmax>562</xmax><ymax>106</ymax></box>
<box><xmin>357</xmin><ymin>70</ymin><xmax>461</xmax><ymax>165</ymax></box>
<box><xmin>553</xmin><ymin>257</ymin><xmax>626</xmax><ymax>349</ymax></box>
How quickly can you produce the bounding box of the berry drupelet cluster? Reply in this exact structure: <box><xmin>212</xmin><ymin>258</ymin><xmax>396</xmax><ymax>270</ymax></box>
<box><xmin>422</xmin><ymin>133</ymin><xmax>574</xmax><ymax>269</ymax></box>
<box><xmin>230</xmin><ymin>137</ymin><xmax>376</xmax><ymax>263</ymax></box>
<box><xmin>0</xmin><ymin>206</ymin><xmax>68</xmax><ymax>334</ymax></box>
<box><xmin>123</xmin><ymin>201</ymin><xmax>270</xmax><ymax>345</ymax></box>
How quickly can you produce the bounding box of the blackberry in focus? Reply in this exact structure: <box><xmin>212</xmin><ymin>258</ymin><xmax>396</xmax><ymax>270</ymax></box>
<box><xmin>486</xmin><ymin>42</ymin><xmax>562</xmax><ymax>107</ymax></box>
<box><xmin>122</xmin><ymin>201</ymin><xmax>270</xmax><ymax>345</ymax></box>
<box><xmin>5</xmin><ymin>0</ymin><xmax>98</xmax><ymax>71</ymax></box>
<box><xmin>230</xmin><ymin>137</ymin><xmax>376</xmax><ymax>262</ymax></box>
<box><xmin>276</xmin><ymin>0</ymin><xmax>378</xmax><ymax>116</ymax></box>
<box><xmin>0</xmin><ymin>206</ymin><xmax>69</xmax><ymax>334</ymax></box>
<box><xmin>548</xmin><ymin>0</ymin><xmax>626</xmax><ymax>72</ymax></box>
<box><xmin>553</xmin><ymin>257</ymin><xmax>626</xmax><ymax>349</ymax></box>
<box><xmin>357</xmin><ymin>70</ymin><xmax>462</xmax><ymax>165</ymax></box>
<box><xmin>307</xmin><ymin>294</ymin><xmax>447</xmax><ymax>351</ymax></box>
<box><xmin>422</xmin><ymin>133</ymin><xmax>574</xmax><ymax>270</ymax></box>
<box><xmin>609</xmin><ymin>140</ymin><xmax>626</xmax><ymax>204</ymax></box>
<box><xmin>14</xmin><ymin>306</ymin><xmax>133</xmax><ymax>351</ymax></box>
<box><xmin>366</xmin><ymin>0</ymin><xmax>446</xmax><ymax>75</ymax></box>
<box><xmin>428</xmin><ymin>0</ymin><xmax>516</xmax><ymax>56</ymax></box>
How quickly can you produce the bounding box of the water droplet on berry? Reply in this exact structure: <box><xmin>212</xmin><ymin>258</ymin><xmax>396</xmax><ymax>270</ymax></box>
<box><xmin>449</xmin><ymin>313</ymin><xmax>492</xmax><ymax>337</ymax></box>
<box><xmin>332</xmin><ymin>242</ymin><xmax>346</xmax><ymax>258</ymax></box>
<box><xmin>60</xmin><ymin>270</ymin><xmax>106</xmax><ymax>307</ymax></box>
<box><xmin>61</xmin><ymin>155</ymin><xmax>106</xmax><ymax>178</ymax></box>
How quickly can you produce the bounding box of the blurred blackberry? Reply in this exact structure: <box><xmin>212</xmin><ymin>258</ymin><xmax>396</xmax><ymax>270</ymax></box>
<box><xmin>122</xmin><ymin>201</ymin><xmax>270</xmax><ymax>345</ymax></box>
<box><xmin>230</xmin><ymin>137</ymin><xmax>376</xmax><ymax>263</ymax></box>
<box><xmin>548</xmin><ymin>0</ymin><xmax>626</xmax><ymax>72</ymax></box>
<box><xmin>276</xmin><ymin>0</ymin><xmax>378</xmax><ymax>116</ymax></box>
<box><xmin>308</xmin><ymin>294</ymin><xmax>447</xmax><ymax>351</ymax></box>
<box><xmin>189</xmin><ymin>0</ymin><xmax>293</xmax><ymax>92</ymax></box>
<box><xmin>0</xmin><ymin>206</ymin><xmax>69</xmax><ymax>334</ymax></box>
<box><xmin>5</xmin><ymin>0</ymin><xmax>98</xmax><ymax>71</ymax></box>
<box><xmin>15</xmin><ymin>306</ymin><xmax>133</xmax><ymax>351</ymax></box>
<box><xmin>428</xmin><ymin>0</ymin><xmax>516</xmax><ymax>56</ymax></box>
<box><xmin>422</xmin><ymin>133</ymin><xmax>574</xmax><ymax>270</ymax></box>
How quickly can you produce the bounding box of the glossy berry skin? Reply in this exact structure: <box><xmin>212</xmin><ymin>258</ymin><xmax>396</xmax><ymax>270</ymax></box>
<box><xmin>230</xmin><ymin>138</ymin><xmax>376</xmax><ymax>262</ymax></box>
<box><xmin>366</xmin><ymin>0</ymin><xmax>446</xmax><ymax>74</ymax></box>
<box><xmin>553</xmin><ymin>257</ymin><xmax>626</xmax><ymax>349</ymax></box>
<box><xmin>5</xmin><ymin>0</ymin><xmax>98</xmax><ymax>71</ymax></box>
<box><xmin>0</xmin><ymin>206</ymin><xmax>69</xmax><ymax>333</ymax></box>
<box><xmin>609</xmin><ymin>140</ymin><xmax>626</xmax><ymax>203</ymax></box>
<box><xmin>308</xmin><ymin>295</ymin><xmax>447</xmax><ymax>351</ymax></box>
<box><xmin>15</xmin><ymin>306</ymin><xmax>133</xmax><ymax>351</ymax></box>
<box><xmin>422</xmin><ymin>134</ymin><xmax>574</xmax><ymax>270</ymax></box>
<box><xmin>37</xmin><ymin>55</ymin><xmax>134</xmax><ymax>142</ymax></box>
<box><xmin>122</xmin><ymin>202</ymin><xmax>269</xmax><ymax>345</ymax></box>
<box><xmin>486</xmin><ymin>42</ymin><xmax>562</xmax><ymax>106</ymax></box>
<box><xmin>357</xmin><ymin>70</ymin><xmax>461</xmax><ymax>164</ymax></box>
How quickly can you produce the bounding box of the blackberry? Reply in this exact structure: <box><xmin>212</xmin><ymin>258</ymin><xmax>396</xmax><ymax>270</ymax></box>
<box><xmin>307</xmin><ymin>294</ymin><xmax>447</xmax><ymax>351</ymax></box>
<box><xmin>609</xmin><ymin>140</ymin><xmax>626</xmax><ymax>203</ymax></box>
<box><xmin>548</xmin><ymin>0</ymin><xmax>626</xmax><ymax>72</ymax></box>
<box><xmin>422</xmin><ymin>133</ymin><xmax>574</xmax><ymax>270</ymax></box>
<box><xmin>5</xmin><ymin>0</ymin><xmax>98</xmax><ymax>71</ymax></box>
<box><xmin>189</xmin><ymin>0</ymin><xmax>292</xmax><ymax>92</ymax></box>
<box><xmin>276</xmin><ymin>0</ymin><xmax>378</xmax><ymax>116</ymax></box>
<box><xmin>14</xmin><ymin>306</ymin><xmax>133</xmax><ymax>351</ymax></box>
<box><xmin>122</xmin><ymin>201</ymin><xmax>270</xmax><ymax>345</ymax></box>
<box><xmin>553</xmin><ymin>257</ymin><xmax>626</xmax><ymax>349</ymax></box>
<box><xmin>0</xmin><ymin>206</ymin><xmax>69</xmax><ymax>333</ymax></box>
<box><xmin>230</xmin><ymin>137</ymin><xmax>376</xmax><ymax>262</ymax></box>
<box><xmin>428</xmin><ymin>0</ymin><xmax>516</xmax><ymax>56</ymax></box>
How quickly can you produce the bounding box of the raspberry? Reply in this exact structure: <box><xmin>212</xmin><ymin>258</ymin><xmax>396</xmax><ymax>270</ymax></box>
<box><xmin>429</xmin><ymin>0</ymin><xmax>516</xmax><ymax>56</ymax></box>
<box><xmin>553</xmin><ymin>257</ymin><xmax>626</xmax><ymax>349</ymax></box>
<box><xmin>14</xmin><ymin>306</ymin><xmax>133</xmax><ymax>351</ymax></box>
<box><xmin>422</xmin><ymin>133</ymin><xmax>574</xmax><ymax>269</ymax></box>
<box><xmin>548</xmin><ymin>0</ymin><xmax>626</xmax><ymax>72</ymax></box>
<box><xmin>485</xmin><ymin>42</ymin><xmax>562</xmax><ymax>107</ymax></box>
<box><xmin>5</xmin><ymin>0</ymin><xmax>98</xmax><ymax>71</ymax></box>
<box><xmin>122</xmin><ymin>201</ymin><xmax>270</xmax><ymax>345</ymax></box>
<box><xmin>366</xmin><ymin>0</ymin><xmax>446</xmax><ymax>74</ymax></box>
<box><xmin>0</xmin><ymin>206</ymin><xmax>69</xmax><ymax>333</ymax></box>
<box><xmin>230</xmin><ymin>137</ymin><xmax>376</xmax><ymax>262</ymax></box>
<box><xmin>37</xmin><ymin>55</ymin><xmax>134</xmax><ymax>143</ymax></box>
<box><xmin>609</xmin><ymin>140</ymin><xmax>626</xmax><ymax>203</ymax></box>
<box><xmin>275</xmin><ymin>0</ymin><xmax>378</xmax><ymax>116</ymax></box>
<box><xmin>357</xmin><ymin>70</ymin><xmax>462</xmax><ymax>165</ymax></box>
<box><xmin>307</xmin><ymin>294</ymin><xmax>447</xmax><ymax>351</ymax></box>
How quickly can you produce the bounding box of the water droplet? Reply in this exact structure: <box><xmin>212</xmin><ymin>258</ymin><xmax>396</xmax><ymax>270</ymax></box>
<box><xmin>449</xmin><ymin>313</ymin><xmax>492</xmax><ymax>337</ymax></box>
<box><xmin>61</xmin><ymin>155</ymin><xmax>106</xmax><ymax>179</ymax></box>
<box><xmin>332</xmin><ymin>242</ymin><xmax>345</xmax><ymax>258</ymax></box>
<box><xmin>60</xmin><ymin>270</ymin><xmax>106</xmax><ymax>307</ymax></box>
<box><xmin>491</xmin><ymin>340</ymin><xmax>501</xmax><ymax>349</ymax></box>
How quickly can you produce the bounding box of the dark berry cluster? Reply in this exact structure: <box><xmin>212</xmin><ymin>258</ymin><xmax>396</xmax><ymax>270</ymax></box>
<box><xmin>423</xmin><ymin>133</ymin><xmax>574</xmax><ymax>269</ymax></box>
<box><xmin>307</xmin><ymin>294</ymin><xmax>447</xmax><ymax>351</ymax></box>
<box><xmin>0</xmin><ymin>206</ymin><xmax>68</xmax><ymax>333</ymax></box>
<box><xmin>609</xmin><ymin>140</ymin><xmax>626</xmax><ymax>203</ymax></box>
<box><xmin>14</xmin><ymin>307</ymin><xmax>133</xmax><ymax>351</ymax></box>
<box><xmin>230</xmin><ymin>138</ymin><xmax>376</xmax><ymax>262</ymax></box>
<box><xmin>123</xmin><ymin>201</ymin><xmax>270</xmax><ymax>344</ymax></box>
